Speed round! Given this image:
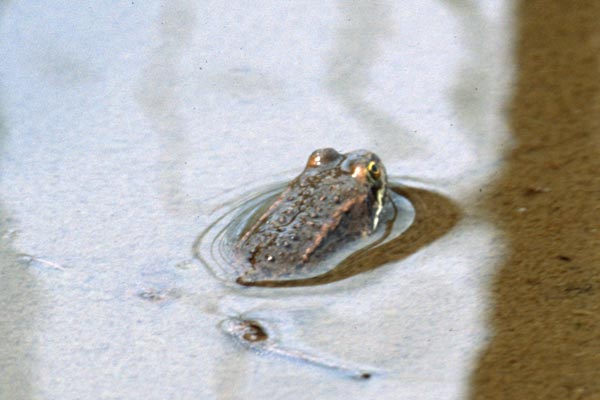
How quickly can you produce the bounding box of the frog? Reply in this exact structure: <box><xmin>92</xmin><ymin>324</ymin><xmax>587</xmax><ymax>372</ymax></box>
<box><xmin>235</xmin><ymin>148</ymin><xmax>390</xmax><ymax>284</ymax></box>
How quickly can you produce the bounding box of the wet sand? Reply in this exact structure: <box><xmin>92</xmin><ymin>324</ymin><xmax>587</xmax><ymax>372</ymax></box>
<box><xmin>470</xmin><ymin>2</ymin><xmax>600</xmax><ymax>399</ymax></box>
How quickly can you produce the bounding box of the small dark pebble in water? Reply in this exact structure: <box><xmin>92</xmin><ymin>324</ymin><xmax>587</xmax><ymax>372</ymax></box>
<box><xmin>241</xmin><ymin>321</ymin><xmax>268</xmax><ymax>342</ymax></box>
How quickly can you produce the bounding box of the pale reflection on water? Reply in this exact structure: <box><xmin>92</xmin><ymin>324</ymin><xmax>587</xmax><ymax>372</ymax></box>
<box><xmin>0</xmin><ymin>0</ymin><xmax>513</xmax><ymax>399</ymax></box>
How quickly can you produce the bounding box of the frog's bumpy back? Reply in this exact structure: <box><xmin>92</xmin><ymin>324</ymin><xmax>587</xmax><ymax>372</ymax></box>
<box><xmin>236</xmin><ymin>170</ymin><xmax>374</xmax><ymax>282</ymax></box>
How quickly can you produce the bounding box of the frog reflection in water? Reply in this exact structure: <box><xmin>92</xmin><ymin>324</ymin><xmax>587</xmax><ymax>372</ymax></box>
<box><xmin>236</xmin><ymin>148</ymin><xmax>390</xmax><ymax>283</ymax></box>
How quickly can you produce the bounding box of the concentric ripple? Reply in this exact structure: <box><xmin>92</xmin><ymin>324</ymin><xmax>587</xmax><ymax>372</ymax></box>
<box><xmin>194</xmin><ymin>182</ymin><xmax>416</xmax><ymax>287</ymax></box>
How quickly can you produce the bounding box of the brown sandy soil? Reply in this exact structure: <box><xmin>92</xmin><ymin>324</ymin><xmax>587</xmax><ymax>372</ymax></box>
<box><xmin>469</xmin><ymin>1</ymin><xmax>600</xmax><ymax>399</ymax></box>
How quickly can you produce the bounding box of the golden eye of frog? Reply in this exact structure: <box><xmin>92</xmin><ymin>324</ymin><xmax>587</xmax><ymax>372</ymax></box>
<box><xmin>235</xmin><ymin>148</ymin><xmax>389</xmax><ymax>283</ymax></box>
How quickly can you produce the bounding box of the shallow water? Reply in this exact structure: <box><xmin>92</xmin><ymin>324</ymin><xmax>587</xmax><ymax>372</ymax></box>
<box><xmin>0</xmin><ymin>1</ymin><xmax>516</xmax><ymax>399</ymax></box>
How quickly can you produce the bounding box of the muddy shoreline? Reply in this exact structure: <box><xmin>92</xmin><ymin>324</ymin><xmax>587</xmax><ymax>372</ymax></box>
<box><xmin>470</xmin><ymin>2</ymin><xmax>600</xmax><ymax>399</ymax></box>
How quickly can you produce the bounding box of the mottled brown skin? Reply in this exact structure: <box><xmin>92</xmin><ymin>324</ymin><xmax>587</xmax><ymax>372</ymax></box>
<box><xmin>235</xmin><ymin>148</ymin><xmax>389</xmax><ymax>283</ymax></box>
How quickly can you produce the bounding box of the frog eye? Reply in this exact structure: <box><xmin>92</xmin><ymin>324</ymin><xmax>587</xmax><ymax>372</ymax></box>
<box><xmin>367</xmin><ymin>161</ymin><xmax>381</xmax><ymax>179</ymax></box>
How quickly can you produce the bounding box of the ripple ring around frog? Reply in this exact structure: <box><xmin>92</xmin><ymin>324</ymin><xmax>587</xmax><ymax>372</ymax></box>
<box><xmin>194</xmin><ymin>149</ymin><xmax>417</xmax><ymax>288</ymax></box>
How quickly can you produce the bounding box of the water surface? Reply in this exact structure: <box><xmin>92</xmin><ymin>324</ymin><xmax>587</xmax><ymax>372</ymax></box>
<box><xmin>0</xmin><ymin>1</ymin><xmax>515</xmax><ymax>399</ymax></box>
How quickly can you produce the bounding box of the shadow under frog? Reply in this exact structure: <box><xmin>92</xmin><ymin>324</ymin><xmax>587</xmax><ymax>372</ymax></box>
<box><xmin>192</xmin><ymin>148</ymin><xmax>459</xmax><ymax>377</ymax></box>
<box><xmin>243</xmin><ymin>184</ymin><xmax>459</xmax><ymax>287</ymax></box>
